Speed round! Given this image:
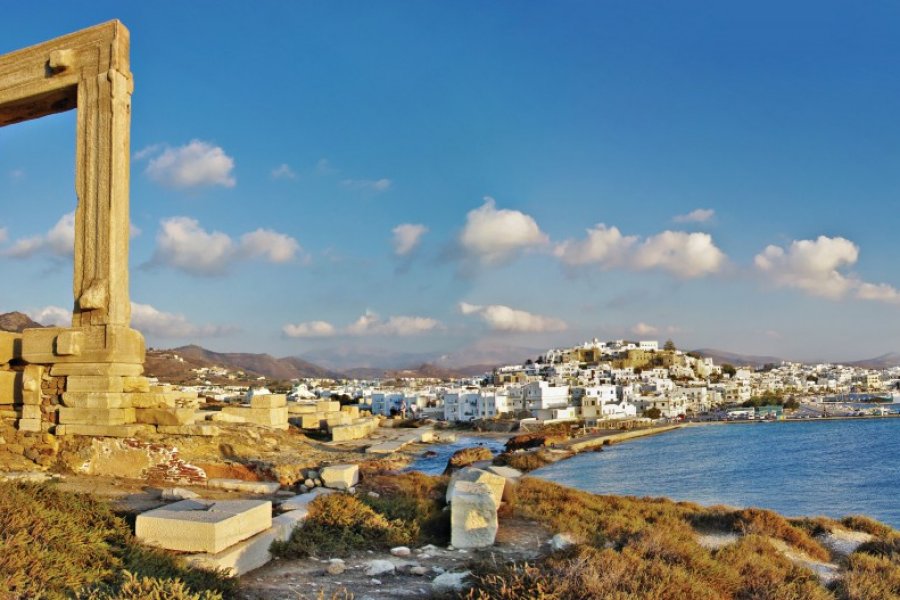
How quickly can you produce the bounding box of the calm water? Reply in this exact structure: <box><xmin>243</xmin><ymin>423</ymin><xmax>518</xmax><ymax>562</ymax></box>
<box><xmin>405</xmin><ymin>436</ymin><xmax>507</xmax><ymax>475</ymax></box>
<box><xmin>533</xmin><ymin>419</ymin><xmax>900</xmax><ymax>528</ymax></box>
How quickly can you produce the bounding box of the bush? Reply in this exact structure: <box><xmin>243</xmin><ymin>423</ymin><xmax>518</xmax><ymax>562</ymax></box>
<box><xmin>0</xmin><ymin>483</ymin><xmax>235</xmax><ymax>600</ymax></box>
<box><xmin>492</xmin><ymin>450</ymin><xmax>557</xmax><ymax>473</ymax></box>
<box><xmin>360</xmin><ymin>471</ymin><xmax>450</xmax><ymax>545</ymax></box>
<box><xmin>271</xmin><ymin>493</ymin><xmax>416</xmax><ymax>558</ymax></box>
<box><xmin>444</xmin><ymin>446</ymin><xmax>494</xmax><ymax>474</ymax></box>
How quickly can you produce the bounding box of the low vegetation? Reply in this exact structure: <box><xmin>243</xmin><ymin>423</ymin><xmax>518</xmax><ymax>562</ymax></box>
<box><xmin>0</xmin><ymin>482</ymin><xmax>235</xmax><ymax>600</ymax></box>
<box><xmin>272</xmin><ymin>472</ymin><xmax>451</xmax><ymax>559</ymax></box>
<box><xmin>492</xmin><ymin>449</ymin><xmax>560</xmax><ymax>473</ymax></box>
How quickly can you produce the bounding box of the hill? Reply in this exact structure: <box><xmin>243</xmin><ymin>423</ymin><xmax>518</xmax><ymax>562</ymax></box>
<box><xmin>172</xmin><ymin>345</ymin><xmax>342</xmax><ymax>380</ymax></box>
<box><xmin>692</xmin><ymin>348</ymin><xmax>785</xmax><ymax>368</ymax></box>
<box><xmin>845</xmin><ymin>352</ymin><xmax>900</xmax><ymax>369</ymax></box>
<box><xmin>343</xmin><ymin>362</ymin><xmax>493</xmax><ymax>380</ymax></box>
<box><xmin>0</xmin><ymin>311</ymin><xmax>44</xmax><ymax>333</ymax></box>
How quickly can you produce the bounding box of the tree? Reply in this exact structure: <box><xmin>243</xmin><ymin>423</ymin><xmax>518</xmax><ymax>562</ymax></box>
<box><xmin>644</xmin><ymin>407</ymin><xmax>662</xmax><ymax>419</ymax></box>
<box><xmin>721</xmin><ymin>363</ymin><xmax>737</xmax><ymax>377</ymax></box>
<box><xmin>663</xmin><ymin>340</ymin><xmax>676</xmax><ymax>351</ymax></box>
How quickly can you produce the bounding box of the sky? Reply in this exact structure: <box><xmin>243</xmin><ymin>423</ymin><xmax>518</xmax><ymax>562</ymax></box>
<box><xmin>2</xmin><ymin>2</ymin><xmax>900</xmax><ymax>366</ymax></box>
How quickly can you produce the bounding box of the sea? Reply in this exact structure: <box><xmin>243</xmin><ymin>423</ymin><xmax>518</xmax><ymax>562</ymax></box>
<box><xmin>532</xmin><ymin>418</ymin><xmax>900</xmax><ymax>528</ymax></box>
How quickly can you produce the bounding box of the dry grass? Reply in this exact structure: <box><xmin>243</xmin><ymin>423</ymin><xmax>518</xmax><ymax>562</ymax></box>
<box><xmin>492</xmin><ymin>449</ymin><xmax>558</xmax><ymax>473</ymax></box>
<box><xmin>0</xmin><ymin>482</ymin><xmax>235</xmax><ymax>600</ymax></box>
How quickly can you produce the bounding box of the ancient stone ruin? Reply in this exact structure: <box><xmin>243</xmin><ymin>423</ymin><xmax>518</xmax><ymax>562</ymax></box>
<box><xmin>0</xmin><ymin>22</ymin><xmax>204</xmax><ymax>437</ymax></box>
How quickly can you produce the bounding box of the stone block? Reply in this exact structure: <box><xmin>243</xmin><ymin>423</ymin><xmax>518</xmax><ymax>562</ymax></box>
<box><xmin>50</xmin><ymin>363</ymin><xmax>144</xmax><ymax>377</ymax></box>
<box><xmin>320</xmin><ymin>464</ymin><xmax>359</xmax><ymax>490</ymax></box>
<box><xmin>56</xmin><ymin>330</ymin><xmax>84</xmax><ymax>356</ymax></box>
<box><xmin>210</xmin><ymin>411</ymin><xmax>246</xmax><ymax>423</ymax></box>
<box><xmin>62</xmin><ymin>391</ymin><xmax>132</xmax><ymax>409</ymax></box>
<box><xmin>21</xmin><ymin>366</ymin><xmax>43</xmax><ymax>406</ymax></box>
<box><xmin>450</xmin><ymin>481</ymin><xmax>498</xmax><ymax>549</ymax></box>
<box><xmin>60</xmin><ymin>423</ymin><xmax>153</xmax><ymax>437</ymax></box>
<box><xmin>250</xmin><ymin>394</ymin><xmax>286</xmax><ymax>409</ymax></box>
<box><xmin>58</xmin><ymin>406</ymin><xmax>135</xmax><ymax>425</ymax></box>
<box><xmin>66</xmin><ymin>375</ymin><xmax>124</xmax><ymax>393</ymax></box>
<box><xmin>288</xmin><ymin>403</ymin><xmax>317</xmax><ymax>415</ymax></box>
<box><xmin>316</xmin><ymin>400</ymin><xmax>340</xmax><ymax>413</ymax></box>
<box><xmin>123</xmin><ymin>376</ymin><xmax>150</xmax><ymax>393</ymax></box>
<box><xmin>17</xmin><ymin>418</ymin><xmax>41</xmax><ymax>432</ymax></box>
<box><xmin>298</xmin><ymin>413</ymin><xmax>324</xmax><ymax>429</ymax></box>
<box><xmin>157</xmin><ymin>424</ymin><xmax>220</xmax><ymax>436</ymax></box>
<box><xmin>0</xmin><ymin>371</ymin><xmax>19</xmax><ymax>405</ymax></box>
<box><xmin>326</xmin><ymin>413</ymin><xmax>352</xmax><ymax>428</ymax></box>
<box><xmin>135</xmin><ymin>408</ymin><xmax>197</xmax><ymax>426</ymax></box>
<box><xmin>21</xmin><ymin>405</ymin><xmax>41</xmax><ymax>420</ymax></box>
<box><xmin>207</xmin><ymin>478</ymin><xmax>281</xmax><ymax>494</ymax></box>
<box><xmin>447</xmin><ymin>468</ymin><xmax>505</xmax><ymax>509</ymax></box>
<box><xmin>127</xmin><ymin>392</ymin><xmax>176</xmax><ymax>409</ymax></box>
<box><xmin>221</xmin><ymin>406</ymin><xmax>288</xmax><ymax>429</ymax></box>
<box><xmin>0</xmin><ymin>332</ymin><xmax>21</xmax><ymax>364</ymax></box>
<box><xmin>135</xmin><ymin>499</ymin><xmax>272</xmax><ymax>554</ymax></box>
<box><xmin>279</xmin><ymin>487</ymin><xmax>334</xmax><ymax>514</ymax></box>
<box><xmin>340</xmin><ymin>405</ymin><xmax>360</xmax><ymax>419</ymax></box>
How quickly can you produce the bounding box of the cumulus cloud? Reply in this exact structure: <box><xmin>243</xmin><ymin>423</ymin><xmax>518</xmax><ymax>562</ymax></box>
<box><xmin>26</xmin><ymin>305</ymin><xmax>71</xmax><ymax>327</ymax></box>
<box><xmin>149</xmin><ymin>217</ymin><xmax>303</xmax><ymax>276</ymax></box>
<box><xmin>459</xmin><ymin>302</ymin><xmax>567</xmax><ymax>333</ymax></box>
<box><xmin>392</xmin><ymin>223</ymin><xmax>428</xmax><ymax>257</ymax></box>
<box><xmin>130</xmin><ymin>302</ymin><xmax>235</xmax><ymax>338</ymax></box>
<box><xmin>632</xmin><ymin>322</ymin><xmax>659</xmax><ymax>336</ymax></box>
<box><xmin>754</xmin><ymin>236</ymin><xmax>858</xmax><ymax>299</ymax></box>
<box><xmin>316</xmin><ymin>158</ymin><xmax>337</xmax><ymax>175</ymax></box>
<box><xmin>554</xmin><ymin>224</ymin><xmax>636</xmax><ymax>268</ymax></box>
<box><xmin>141</xmin><ymin>140</ymin><xmax>236</xmax><ymax>189</ymax></box>
<box><xmin>282</xmin><ymin>321</ymin><xmax>337</xmax><ymax>338</ymax></box>
<box><xmin>283</xmin><ymin>310</ymin><xmax>442</xmax><ymax>338</ymax></box>
<box><xmin>459</xmin><ymin>197</ymin><xmax>548</xmax><ymax>265</ymax></box>
<box><xmin>755</xmin><ymin>235</ymin><xmax>900</xmax><ymax>304</ymax></box>
<box><xmin>3</xmin><ymin>212</ymin><xmax>75</xmax><ymax>259</ymax></box>
<box><xmin>271</xmin><ymin>164</ymin><xmax>297</xmax><ymax>180</ymax></box>
<box><xmin>555</xmin><ymin>225</ymin><xmax>726</xmax><ymax>278</ymax></box>
<box><xmin>674</xmin><ymin>208</ymin><xmax>715</xmax><ymax>223</ymax></box>
<box><xmin>340</xmin><ymin>178</ymin><xmax>392</xmax><ymax>192</ymax></box>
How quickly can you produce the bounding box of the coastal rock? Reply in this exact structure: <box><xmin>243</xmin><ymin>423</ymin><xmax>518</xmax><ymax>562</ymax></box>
<box><xmin>450</xmin><ymin>481</ymin><xmax>498</xmax><ymax>549</ymax></box>
<box><xmin>326</xmin><ymin>559</ymin><xmax>346</xmax><ymax>575</ymax></box>
<box><xmin>320</xmin><ymin>464</ymin><xmax>359</xmax><ymax>491</ymax></box>
<box><xmin>390</xmin><ymin>546</ymin><xmax>411</xmax><ymax>557</ymax></box>
<box><xmin>410</xmin><ymin>566</ymin><xmax>428</xmax><ymax>576</ymax></box>
<box><xmin>443</xmin><ymin>446</ymin><xmax>494</xmax><ymax>475</ymax></box>
<box><xmin>161</xmin><ymin>487</ymin><xmax>200</xmax><ymax>501</ymax></box>
<box><xmin>365</xmin><ymin>559</ymin><xmax>396</xmax><ymax>576</ymax></box>
<box><xmin>432</xmin><ymin>571</ymin><xmax>471</xmax><ymax>593</ymax></box>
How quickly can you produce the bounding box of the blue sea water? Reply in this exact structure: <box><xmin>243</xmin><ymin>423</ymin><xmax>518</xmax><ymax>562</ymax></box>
<box><xmin>405</xmin><ymin>436</ymin><xmax>507</xmax><ymax>476</ymax></box>
<box><xmin>532</xmin><ymin>419</ymin><xmax>900</xmax><ymax>528</ymax></box>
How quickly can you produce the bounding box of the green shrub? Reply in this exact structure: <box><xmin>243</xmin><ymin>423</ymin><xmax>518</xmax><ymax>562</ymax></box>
<box><xmin>360</xmin><ymin>471</ymin><xmax>450</xmax><ymax>545</ymax></box>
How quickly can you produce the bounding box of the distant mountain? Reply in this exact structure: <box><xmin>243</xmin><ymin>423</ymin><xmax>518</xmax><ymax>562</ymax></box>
<box><xmin>845</xmin><ymin>353</ymin><xmax>900</xmax><ymax>370</ymax></box>
<box><xmin>156</xmin><ymin>345</ymin><xmax>342</xmax><ymax>381</ymax></box>
<box><xmin>343</xmin><ymin>362</ymin><xmax>494</xmax><ymax>380</ymax></box>
<box><xmin>0</xmin><ymin>311</ymin><xmax>44</xmax><ymax>333</ymax></box>
<box><xmin>692</xmin><ymin>348</ymin><xmax>785</xmax><ymax>368</ymax></box>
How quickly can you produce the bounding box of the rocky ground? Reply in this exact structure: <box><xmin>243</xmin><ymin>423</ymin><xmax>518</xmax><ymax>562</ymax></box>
<box><xmin>239</xmin><ymin>517</ymin><xmax>551</xmax><ymax>600</ymax></box>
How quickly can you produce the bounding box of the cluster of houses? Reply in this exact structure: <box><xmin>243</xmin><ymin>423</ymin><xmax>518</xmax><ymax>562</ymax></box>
<box><xmin>164</xmin><ymin>338</ymin><xmax>900</xmax><ymax>426</ymax></box>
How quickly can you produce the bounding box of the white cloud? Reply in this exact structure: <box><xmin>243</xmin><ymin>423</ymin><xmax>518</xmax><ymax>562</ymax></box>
<box><xmin>150</xmin><ymin>217</ymin><xmax>303</xmax><ymax>276</ymax></box>
<box><xmin>346</xmin><ymin>310</ymin><xmax>442</xmax><ymax>336</ymax></box>
<box><xmin>459</xmin><ymin>197</ymin><xmax>548</xmax><ymax>265</ymax></box>
<box><xmin>9</xmin><ymin>168</ymin><xmax>25</xmax><ymax>181</ymax></box>
<box><xmin>674</xmin><ymin>208</ymin><xmax>715</xmax><ymax>223</ymax></box>
<box><xmin>340</xmin><ymin>178</ymin><xmax>392</xmax><ymax>192</ymax></box>
<box><xmin>142</xmin><ymin>140</ymin><xmax>236</xmax><ymax>189</ymax></box>
<box><xmin>632</xmin><ymin>231</ymin><xmax>726</xmax><ymax>278</ymax></box>
<box><xmin>130</xmin><ymin>302</ymin><xmax>234</xmax><ymax>338</ymax></box>
<box><xmin>26</xmin><ymin>305</ymin><xmax>71</xmax><ymax>327</ymax></box>
<box><xmin>282</xmin><ymin>321</ymin><xmax>337</xmax><ymax>338</ymax></box>
<box><xmin>0</xmin><ymin>227</ymin><xmax>7</xmax><ymax>244</ymax></box>
<box><xmin>271</xmin><ymin>164</ymin><xmax>297</xmax><ymax>180</ymax></box>
<box><xmin>459</xmin><ymin>302</ymin><xmax>566</xmax><ymax>333</ymax></box>
<box><xmin>555</xmin><ymin>226</ymin><xmax>726</xmax><ymax>278</ymax></box>
<box><xmin>554</xmin><ymin>224</ymin><xmax>636</xmax><ymax>267</ymax></box>
<box><xmin>239</xmin><ymin>229</ymin><xmax>302</xmax><ymax>264</ymax></box>
<box><xmin>3</xmin><ymin>212</ymin><xmax>75</xmax><ymax>259</ymax></box>
<box><xmin>316</xmin><ymin>158</ymin><xmax>337</xmax><ymax>175</ymax></box>
<box><xmin>754</xmin><ymin>235</ymin><xmax>900</xmax><ymax>304</ymax></box>
<box><xmin>632</xmin><ymin>322</ymin><xmax>658</xmax><ymax>336</ymax></box>
<box><xmin>392</xmin><ymin>223</ymin><xmax>428</xmax><ymax>256</ymax></box>
<box><xmin>754</xmin><ymin>236</ymin><xmax>858</xmax><ymax>299</ymax></box>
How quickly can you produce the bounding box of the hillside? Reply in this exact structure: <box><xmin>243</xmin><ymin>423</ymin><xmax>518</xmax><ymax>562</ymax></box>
<box><xmin>692</xmin><ymin>348</ymin><xmax>785</xmax><ymax>367</ymax></box>
<box><xmin>0</xmin><ymin>311</ymin><xmax>43</xmax><ymax>333</ymax></box>
<box><xmin>844</xmin><ymin>352</ymin><xmax>900</xmax><ymax>369</ymax></box>
<box><xmin>172</xmin><ymin>345</ymin><xmax>342</xmax><ymax>380</ymax></box>
<box><xmin>343</xmin><ymin>362</ymin><xmax>493</xmax><ymax>380</ymax></box>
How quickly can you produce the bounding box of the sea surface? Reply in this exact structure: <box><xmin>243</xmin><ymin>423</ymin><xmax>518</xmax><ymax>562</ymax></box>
<box><xmin>533</xmin><ymin>418</ymin><xmax>900</xmax><ymax>528</ymax></box>
<box><xmin>405</xmin><ymin>435</ymin><xmax>507</xmax><ymax>476</ymax></box>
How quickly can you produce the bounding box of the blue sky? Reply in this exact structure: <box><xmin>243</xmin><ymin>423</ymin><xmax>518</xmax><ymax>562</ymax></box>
<box><xmin>2</xmin><ymin>2</ymin><xmax>900</xmax><ymax>366</ymax></box>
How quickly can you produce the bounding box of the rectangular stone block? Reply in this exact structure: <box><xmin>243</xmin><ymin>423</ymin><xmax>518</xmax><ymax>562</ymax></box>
<box><xmin>123</xmin><ymin>376</ymin><xmax>150</xmax><ymax>393</ymax></box>
<box><xmin>320</xmin><ymin>464</ymin><xmax>359</xmax><ymax>490</ymax></box>
<box><xmin>450</xmin><ymin>481</ymin><xmax>498</xmax><ymax>549</ymax></box>
<box><xmin>221</xmin><ymin>406</ymin><xmax>288</xmax><ymax>428</ymax></box>
<box><xmin>287</xmin><ymin>403</ymin><xmax>317</xmax><ymax>415</ymax></box>
<box><xmin>298</xmin><ymin>414</ymin><xmax>324</xmax><ymax>429</ymax></box>
<box><xmin>58</xmin><ymin>406</ymin><xmax>135</xmax><ymax>425</ymax></box>
<box><xmin>316</xmin><ymin>400</ymin><xmax>340</xmax><ymax>413</ymax></box>
<box><xmin>57</xmin><ymin>423</ymin><xmax>153</xmax><ymax>437</ymax></box>
<box><xmin>0</xmin><ymin>371</ymin><xmax>19</xmax><ymax>405</ymax></box>
<box><xmin>62</xmin><ymin>391</ymin><xmax>132</xmax><ymax>409</ymax></box>
<box><xmin>127</xmin><ymin>392</ymin><xmax>176</xmax><ymax>409</ymax></box>
<box><xmin>18</xmin><ymin>418</ymin><xmax>41</xmax><ymax>432</ymax></box>
<box><xmin>21</xmin><ymin>405</ymin><xmax>41</xmax><ymax>420</ymax></box>
<box><xmin>250</xmin><ymin>394</ymin><xmax>286</xmax><ymax>409</ymax></box>
<box><xmin>210</xmin><ymin>411</ymin><xmax>246</xmax><ymax>423</ymax></box>
<box><xmin>66</xmin><ymin>375</ymin><xmax>124</xmax><ymax>393</ymax></box>
<box><xmin>21</xmin><ymin>366</ymin><xmax>43</xmax><ymax>406</ymax></box>
<box><xmin>135</xmin><ymin>499</ymin><xmax>272</xmax><ymax>554</ymax></box>
<box><xmin>0</xmin><ymin>332</ymin><xmax>21</xmax><ymax>364</ymax></box>
<box><xmin>157</xmin><ymin>424</ymin><xmax>220</xmax><ymax>436</ymax></box>
<box><xmin>207</xmin><ymin>479</ymin><xmax>281</xmax><ymax>494</ymax></box>
<box><xmin>340</xmin><ymin>405</ymin><xmax>360</xmax><ymax>419</ymax></box>
<box><xmin>135</xmin><ymin>408</ymin><xmax>197</xmax><ymax>426</ymax></box>
<box><xmin>50</xmin><ymin>363</ymin><xmax>143</xmax><ymax>377</ymax></box>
